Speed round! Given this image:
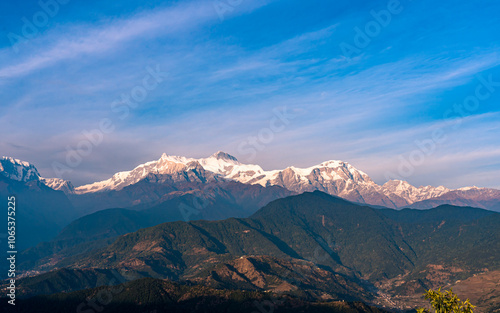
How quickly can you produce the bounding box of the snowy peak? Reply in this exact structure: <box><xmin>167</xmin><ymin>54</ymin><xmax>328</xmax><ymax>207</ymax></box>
<box><xmin>382</xmin><ymin>179</ymin><xmax>450</xmax><ymax>204</ymax></box>
<box><xmin>40</xmin><ymin>178</ymin><xmax>76</xmax><ymax>194</ymax></box>
<box><xmin>75</xmin><ymin>153</ymin><xmax>236</xmax><ymax>194</ymax></box>
<box><xmin>0</xmin><ymin>156</ymin><xmax>41</xmax><ymax>182</ymax></box>
<box><xmin>9</xmin><ymin>151</ymin><xmax>495</xmax><ymax>210</ymax></box>
<box><xmin>452</xmin><ymin>186</ymin><xmax>500</xmax><ymax>199</ymax></box>
<box><xmin>320</xmin><ymin>160</ymin><xmax>371</xmax><ymax>181</ymax></box>
<box><xmin>382</xmin><ymin>179</ymin><xmax>413</xmax><ymax>190</ymax></box>
<box><xmin>210</xmin><ymin>151</ymin><xmax>238</xmax><ymax>162</ymax></box>
<box><xmin>73</xmin><ymin>154</ymin><xmax>386</xmax><ymax>205</ymax></box>
<box><xmin>75</xmin><ymin>151</ymin><xmax>265</xmax><ymax>194</ymax></box>
<box><xmin>257</xmin><ymin>160</ymin><xmax>373</xmax><ymax>186</ymax></box>
<box><xmin>457</xmin><ymin>186</ymin><xmax>484</xmax><ymax>191</ymax></box>
<box><xmin>0</xmin><ymin>156</ymin><xmax>75</xmax><ymax>193</ymax></box>
<box><xmin>243</xmin><ymin>160</ymin><xmax>382</xmax><ymax>206</ymax></box>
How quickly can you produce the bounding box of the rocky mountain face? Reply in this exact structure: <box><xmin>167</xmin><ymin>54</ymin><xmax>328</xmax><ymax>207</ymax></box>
<box><xmin>408</xmin><ymin>187</ymin><xmax>500</xmax><ymax>210</ymax></box>
<box><xmin>2</xmin><ymin>153</ymin><xmax>499</xmax><ymax>211</ymax></box>
<box><xmin>0</xmin><ymin>156</ymin><xmax>75</xmax><ymax>192</ymax></box>
<box><xmin>0</xmin><ymin>156</ymin><xmax>41</xmax><ymax>182</ymax></box>
<box><xmin>380</xmin><ymin>179</ymin><xmax>450</xmax><ymax>207</ymax></box>
<box><xmin>66</xmin><ymin>152</ymin><xmax>498</xmax><ymax>210</ymax></box>
<box><xmin>73</xmin><ymin>152</ymin><xmax>263</xmax><ymax>194</ymax></box>
<box><xmin>39</xmin><ymin>177</ymin><xmax>76</xmax><ymax>194</ymax></box>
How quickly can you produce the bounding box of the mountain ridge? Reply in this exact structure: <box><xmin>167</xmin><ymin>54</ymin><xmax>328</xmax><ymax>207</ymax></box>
<box><xmin>2</xmin><ymin>153</ymin><xmax>499</xmax><ymax>210</ymax></box>
<box><xmin>16</xmin><ymin>191</ymin><xmax>499</xmax><ymax>311</ymax></box>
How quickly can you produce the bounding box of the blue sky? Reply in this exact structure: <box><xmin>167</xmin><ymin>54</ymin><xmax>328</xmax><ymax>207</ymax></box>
<box><xmin>1</xmin><ymin>0</ymin><xmax>499</xmax><ymax>188</ymax></box>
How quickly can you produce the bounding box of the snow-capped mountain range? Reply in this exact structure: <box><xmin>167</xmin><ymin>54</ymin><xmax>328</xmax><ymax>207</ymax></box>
<box><xmin>72</xmin><ymin>151</ymin><xmax>454</xmax><ymax>208</ymax></box>
<box><xmin>1</xmin><ymin>153</ymin><xmax>498</xmax><ymax>210</ymax></box>
<box><xmin>0</xmin><ymin>157</ymin><xmax>76</xmax><ymax>193</ymax></box>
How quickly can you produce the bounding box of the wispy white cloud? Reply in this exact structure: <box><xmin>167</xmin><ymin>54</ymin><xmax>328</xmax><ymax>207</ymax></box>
<box><xmin>0</xmin><ymin>0</ymin><xmax>272</xmax><ymax>80</ymax></box>
<box><xmin>0</xmin><ymin>4</ymin><xmax>210</xmax><ymax>79</ymax></box>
